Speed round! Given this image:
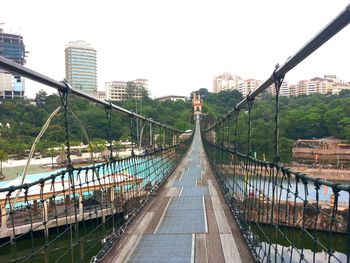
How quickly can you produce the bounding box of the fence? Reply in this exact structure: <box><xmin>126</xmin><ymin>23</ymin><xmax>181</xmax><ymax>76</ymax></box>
<box><xmin>202</xmin><ymin>4</ymin><xmax>350</xmax><ymax>263</ymax></box>
<box><xmin>0</xmin><ymin>55</ymin><xmax>193</xmax><ymax>262</ymax></box>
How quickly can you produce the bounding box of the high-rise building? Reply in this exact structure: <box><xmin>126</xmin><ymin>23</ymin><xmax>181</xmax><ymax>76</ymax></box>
<box><xmin>238</xmin><ymin>79</ymin><xmax>262</xmax><ymax>97</ymax></box>
<box><xmin>213</xmin><ymin>73</ymin><xmax>241</xmax><ymax>93</ymax></box>
<box><xmin>65</xmin><ymin>40</ymin><xmax>97</xmax><ymax>96</ymax></box>
<box><xmin>0</xmin><ymin>28</ymin><xmax>26</xmax><ymax>99</ymax></box>
<box><xmin>105</xmin><ymin>79</ymin><xmax>148</xmax><ymax>101</ymax></box>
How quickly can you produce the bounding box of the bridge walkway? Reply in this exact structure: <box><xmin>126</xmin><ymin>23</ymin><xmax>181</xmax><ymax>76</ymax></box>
<box><xmin>103</xmin><ymin>121</ymin><xmax>253</xmax><ymax>262</ymax></box>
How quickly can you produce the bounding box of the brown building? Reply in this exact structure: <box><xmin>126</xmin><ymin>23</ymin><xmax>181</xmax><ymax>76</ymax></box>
<box><xmin>292</xmin><ymin>137</ymin><xmax>350</xmax><ymax>167</ymax></box>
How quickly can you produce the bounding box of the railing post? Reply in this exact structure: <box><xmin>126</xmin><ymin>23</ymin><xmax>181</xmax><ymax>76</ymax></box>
<box><xmin>149</xmin><ymin>121</ymin><xmax>153</xmax><ymax>147</ymax></box>
<box><xmin>43</xmin><ymin>200</ymin><xmax>49</xmax><ymax>238</ymax></box>
<box><xmin>1</xmin><ymin>205</ymin><xmax>6</xmax><ymax>228</ymax></box>
<box><xmin>247</xmin><ymin>96</ymin><xmax>254</xmax><ymax>157</ymax></box>
<box><xmin>130</xmin><ymin>114</ymin><xmax>135</xmax><ymax>156</ymax></box>
<box><xmin>59</xmin><ymin>83</ymin><xmax>72</xmax><ymax>168</ymax></box>
<box><xmin>79</xmin><ymin>194</ymin><xmax>83</xmax><ymax>216</ymax></box>
<box><xmin>105</xmin><ymin>103</ymin><xmax>114</xmax><ymax>161</ymax></box>
<box><xmin>272</xmin><ymin>66</ymin><xmax>285</xmax><ymax>163</ymax></box>
<box><xmin>234</xmin><ymin>109</ymin><xmax>240</xmax><ymax>152</ymax></box>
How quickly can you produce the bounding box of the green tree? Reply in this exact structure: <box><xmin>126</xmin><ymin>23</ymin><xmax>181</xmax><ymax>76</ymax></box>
<box><xmin>34</xmin><ymin>89</ymin><xmax>48</xmax><ymax>107</ymax></box>
<box><xmin>140</xmin><ymin>86</ymin><xmax>149</xmax><ymax>100</ymax></box>
<box><xmin>126</xmin><ymin>82</ymin><xmax>135</xmax><ymax>100</ymax></box>
<box><xmin>0</xmin><ymin>150</ymin><xmax>9</xmax><ymax>177</ymax></box>
<box><xmin>45</xmin><ymin>148</ymin><xmax>58</xmax><ymax>167</ymax></box>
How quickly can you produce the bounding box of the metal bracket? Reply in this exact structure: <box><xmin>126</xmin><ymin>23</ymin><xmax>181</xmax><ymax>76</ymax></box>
<box><xmin>272</xmin><ymin>65</ymin><xmax>285</xmax><ymax>164</ymax></box>
<box><xmin>273</xmin><ymin>64</ymin><xmax>285</xmax><ymax>95</ymax></box>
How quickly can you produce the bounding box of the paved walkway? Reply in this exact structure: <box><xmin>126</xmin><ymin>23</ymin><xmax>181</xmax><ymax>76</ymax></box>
<box><xmin>104</xmin><ymin>121</ymin><xmax>252</xmax><ymax>263</ymax></box>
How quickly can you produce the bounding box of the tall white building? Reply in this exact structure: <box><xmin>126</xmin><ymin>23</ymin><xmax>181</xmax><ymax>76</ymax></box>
<box><xmin>238</xmin><ymin>79</ymin><xmax>262</xmax><ymax>97</ymax></box>
<box><xmin>105</xmin><ymin>79</ymin><xmax>148</xmax><ymax>101</ymax></box>
<box><xmin>65</xmin><ymin>40</ymin><xmax>97</xmax><ymax>97</ymax></box>
<box><xmin>213</xmin><ymin>73</ymin><xmax>241</xmax><ymax>93</ymax></box>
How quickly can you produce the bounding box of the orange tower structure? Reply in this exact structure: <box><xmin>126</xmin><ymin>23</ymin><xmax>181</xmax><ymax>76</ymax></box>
<box><xmin>192</xmin><ymin>92</ymin><xmax>203</xmax><ymax>113</ymax></box>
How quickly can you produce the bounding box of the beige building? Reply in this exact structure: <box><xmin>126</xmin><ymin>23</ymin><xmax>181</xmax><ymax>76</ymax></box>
<box><xmin>105</xmin><ymin>79</ymin><xmax>148</xmax><ymax>101</ymax></box>
<box><xmin>213</xmin><ymin>73</ymin><xmax>349</xmax><ymax>97</ymax></box>
<box><xmin>289</xmin><ymin>85</ymin><xmax>298</xmax><ymax>97</ymax></box>
<box><xmin>333</xmin><ymin>82</ymin><xmax>350</xmax><ymax>94</ymax></box>
<box><xmin>213</xmin><ymin>72</ymin><xmax>241</xmax><ymax>93</ymax></box>
<box><xmin>155</xmin><ymin>95</ymin><xmax>187</xmax><ymax>102</ymax></box>
<box><xmin>295</xmin><ymin>76</ymin><xmax>349</xmax><ymax>96</ymax></box>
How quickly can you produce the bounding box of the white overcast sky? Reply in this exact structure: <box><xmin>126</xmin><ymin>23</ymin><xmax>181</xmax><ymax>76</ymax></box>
<box><xmin>1</xmin><ymin>0</ymin><xmax>350</xmax><ymax>98</ymax></box>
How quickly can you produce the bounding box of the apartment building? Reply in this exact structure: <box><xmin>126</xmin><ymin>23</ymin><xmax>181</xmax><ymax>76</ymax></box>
<box><xmin>105</xmin><ymin>79</ymin><xmax>148</xmax><ymax>101</ymax></box>
<box><xmin>213</xmin><ymin>72</ymin><xmax>241</xmax><ymax>93</ymax></box>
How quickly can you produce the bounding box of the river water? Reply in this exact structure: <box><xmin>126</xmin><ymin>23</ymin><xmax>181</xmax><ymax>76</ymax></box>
<box><xmin>222</xmin><ymin>174</ymin><xmax>349</xmax><ymax>262</ymax></box>
<box><xmin>0</xmin><ymin>215</ymin><xmax>120</xmax><ymax>263</ymax></box>
<box><xmin>223</xmin><ymin>174</ymin><xmax>350</xmax><ymax>204</ymax></box>
<box><xmin>252</xmin><ymin>224</ymin><xmax>347</xmax><ymax>263</ymax></box>
<box><xmin>0</xmin><ymin>156</ymin><xmax>175</xmax><ymax>262</ymax></box>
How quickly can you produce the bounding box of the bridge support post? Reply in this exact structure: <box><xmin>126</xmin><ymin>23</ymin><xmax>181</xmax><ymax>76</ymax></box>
<box><xmin>110</xmin><ymin>188</ymin><xmax>116</xmax><ymax>214</ymax></box>
<box><xmin>101</xmin><ymin>191</ymin><xmax>105</xmax><ymax>224</ymax></box>
<box><xmin>79</xmin><ymin>194</ymin><xmax>83</xmax><ymax>217</ymax></box>
<box><xmin>1</xmin><ymin>205</ymin><xmax>7</xmax><ymax>229</ymax></box>
<box><xmin>43</xmin><ymin>200</ymin><xmax>49</xmax><ymax>238</ymax></box>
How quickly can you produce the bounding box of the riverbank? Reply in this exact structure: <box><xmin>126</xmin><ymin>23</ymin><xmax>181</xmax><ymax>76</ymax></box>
<box><xmin>0</xmin><ymin>150</ymin><xmax>137</xmax><ymax>182</ymax></box>
<box><xmin>287</xmin><ymin>165</ymin><xmax>350</xmax><ymax>182</ymax></box>
<box><xmin>218</xmin><ymin>164</ymin><xmax>350</xmax><ymax>183</ymax></box>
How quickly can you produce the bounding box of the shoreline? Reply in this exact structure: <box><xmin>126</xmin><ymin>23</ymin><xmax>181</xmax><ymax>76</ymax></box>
<box><xmin>0</xmin><ymin>150</ymin><xmax>135</xmax><ymax>182</ymax></box>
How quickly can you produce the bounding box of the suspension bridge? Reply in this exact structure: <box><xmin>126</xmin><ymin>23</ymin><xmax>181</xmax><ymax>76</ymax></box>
<box><xmin>0</xmin><ymin>4</ymin><xmax>349</xmax><ymax>263</ymax></box>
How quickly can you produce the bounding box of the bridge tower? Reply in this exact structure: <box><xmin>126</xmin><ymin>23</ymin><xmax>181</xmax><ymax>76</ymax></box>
<box><xmin>192</xmin><ymin>92</ymin><xmax>203</xmax><ymax>114</ymax></box>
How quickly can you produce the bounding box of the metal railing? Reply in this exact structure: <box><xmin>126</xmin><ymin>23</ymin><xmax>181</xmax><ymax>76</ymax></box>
<box><xmin>0</xmin><ymin>56</ymin><xmax>194</xmax><ymax>262</ymax></box>
<box><xmin>202</xmin><ymin>4</ymin><xmax>350</xmax><ymax>263</ymax></box>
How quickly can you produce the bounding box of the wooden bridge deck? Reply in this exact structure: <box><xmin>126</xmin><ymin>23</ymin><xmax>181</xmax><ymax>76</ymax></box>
<box><xmin>102</xmin><ymin>125</ymin><xmax>253</xmax><ymax>263</ymax></box>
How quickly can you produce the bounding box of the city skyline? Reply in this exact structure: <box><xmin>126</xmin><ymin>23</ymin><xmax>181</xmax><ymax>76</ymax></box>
<box><xmin>1</xmin><ymin>0</ymin><xmax>350</xmax><ymax>99</ymax></box>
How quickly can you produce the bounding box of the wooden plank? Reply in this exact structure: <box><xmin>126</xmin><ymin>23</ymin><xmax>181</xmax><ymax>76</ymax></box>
<box><xmin>211</xmin><ymin>195</ymin><xmax>232</xmax><ymax>234</ymax></box>
<box><xmin>133</xmin><ymin>212</ymin><xmax>154</xmax><ymax>234</ymax></box>
<box><xmin>205</xmin><ymin>197</ymin><xmax>225</xmax><ymax>263</ymax></box>
<box><xmin>112</xmin><ymin>234</ymin><xmax>139</xmax><ymax>263</ymax></box>
<box><xmin>220</xmin><ymin>234</ymin><xmax>242</xmax><ymax>263</ymax></box>
<box><xmin>221</xmin><ymin>196</ymin><xmax>255</xmax><ymax>263</ymax></box>
<box><xmin>195</xmin><ymin>234</ymin><xmax>208</xmax><ymax>263</ymax></box>
<box><xmin>206</xmin><ymin>162</ymin><xmax>252</xmax><ymax>262</ymax></box>
<box><xmin>153</xmin><ymin>196</ymin><xmax>172</xmax><ymax>234</ymax></box>
<box><xmin>208</xmin><ymin>179</ymin><xmax>219</xmax><ymax>196</ymax></box>
<box><xmin>144</xmin><ymin>197</ymin><xmax>170</xmax><ymax>234</ymax></box>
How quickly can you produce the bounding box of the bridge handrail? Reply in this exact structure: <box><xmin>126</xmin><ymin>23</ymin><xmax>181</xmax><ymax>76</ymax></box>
<box><xmin>204</xmin><ymin>4</ymin><xmax>350</xmax><ymax>132</ymax></box>
<box><xmin>0</xmin><ymin>56</ymin><xmax>182</xmax><ymax>133</ymax></box>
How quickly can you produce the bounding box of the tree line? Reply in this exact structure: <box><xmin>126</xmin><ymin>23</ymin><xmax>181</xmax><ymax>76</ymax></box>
<box><xmin>1</xmin><ymin>88</ymin><xmax>349</xmax><ymax>164</ymax></box>
<box><xmin>199</xmin><ymin>89</ymin><xmax>350</xmax><ymax>162</ymax></box>
<box><xmin>0</xmin><ymin>90</ymin><xmax>193</xmax><ymax>161</ymax></box>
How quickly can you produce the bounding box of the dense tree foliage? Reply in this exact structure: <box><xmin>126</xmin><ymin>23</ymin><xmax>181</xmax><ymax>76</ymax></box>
<box><xmin>201</xmin><ymin>89</ymin><xmax>350</xmax><ymax>163</ymax></box>
<box><xmin>0</xmin><ymin>91</ymin><xmax>193</xmax><ymax>158</ymax></box>
<box><xmin>1</xmin><ymin>88</ymin><xmax>349</xmax><ymax>163</ymax></box>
